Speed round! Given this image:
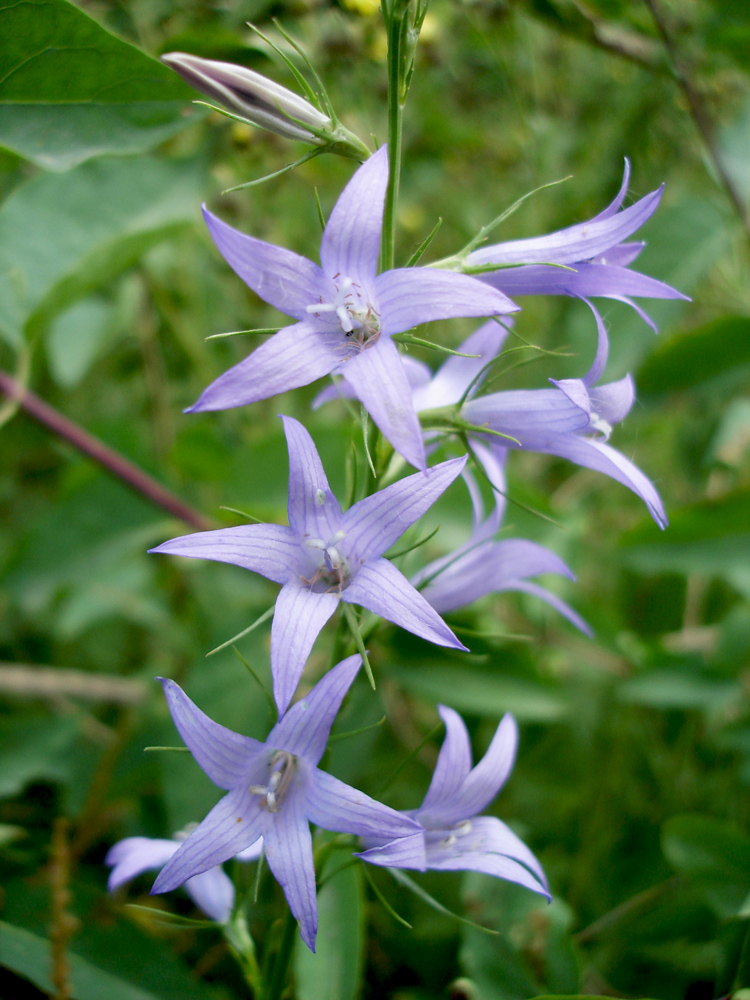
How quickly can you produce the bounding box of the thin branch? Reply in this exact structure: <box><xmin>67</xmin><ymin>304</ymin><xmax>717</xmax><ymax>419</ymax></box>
<box><xmin>644</xmin><ymin>0</ymin><xmax>749</xmax><ymax>233</ymax></box>
<box><xmin>0</xmin><ymin>664</ymin><xmax>147</xmax><ymax>704</ymax></box>
<box><xmin>0</xmin><ymin>368</ymin><xmax>212</xmax><ymax>531</ymax></box>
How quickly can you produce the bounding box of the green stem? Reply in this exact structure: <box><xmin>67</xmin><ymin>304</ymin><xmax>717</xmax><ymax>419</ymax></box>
<box><xmin>382</xmin><ymin>5</ymin><xmax>405</xmax><ymax>271</ymax></box>
<box><xmin>224</xmin><ymin>914</ymin><xmax>264</xmax><ymax>999</ymax></box>
<box><xmin>267</xmin><ymin>908</ymin><xmax>298</xmax><ymax>1000</ymax></box>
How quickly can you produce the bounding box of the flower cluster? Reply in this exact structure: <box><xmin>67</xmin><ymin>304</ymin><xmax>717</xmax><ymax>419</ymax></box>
<box><xmin>109</xmin><ymin>134</ymin><xmax>680</xmax><ymax>954</ymax></box>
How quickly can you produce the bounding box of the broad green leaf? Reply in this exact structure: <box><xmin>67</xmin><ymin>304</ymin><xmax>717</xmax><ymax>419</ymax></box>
<box><xmin>46</xmin><ymin>297</ymin><xmax>114</xmax><ymax>387</ymax></box>
<box><xmin>662</xmin><ymin>814</ymin><xmax>750</xmax><ymax>919</ymax></box>
<box><xmin>618</xmin><ymin>670</ymin><xmax>740</xmax><ymax>712</ymax></box>
<box><xmin>0</xmin><ymin>155</ymin><xmax>201</xmax><ymax>348</ymax></box>
<box><xmin>391</xmin><ymin>662</ymin><xmax>568</xmax><ymax>721</ymax></box>
<box><xmin>0</xmin><ymin>0</ymin><xmax>202</xmax><ymax>170</ymax></box>
<box><xmin>295</xmin><ymin>864</ymin><xmax>365</xmax><ymax>1000</ymax></box>
<box><xmin>636</xmin><ymin>316</ymin><xmax>750</xmax><ymax>396</ymax></box>
<box><xmin>0</xmin><ymin>713</ymin><xmax>81</xmax><ymax>798</ymax></box>
<box><xmin>0</xmin><ymin>919</ymin><xmax>165</xmax><ymax>1000</ymax></box>
<box><xmin>621</xmin><ymin>489</ymin><xmax>750</xmax><ymax>596</ymax></box>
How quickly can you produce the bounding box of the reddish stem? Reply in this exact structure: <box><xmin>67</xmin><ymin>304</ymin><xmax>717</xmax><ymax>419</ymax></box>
<box><xmin>0</xmin><ymin>368</ymin><xmax>212</xmax><ymax>532</ymax></box>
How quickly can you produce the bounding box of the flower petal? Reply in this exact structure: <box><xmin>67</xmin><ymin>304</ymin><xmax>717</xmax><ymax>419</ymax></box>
<box><xmin>376</xmin><ymin>268</ymin><xmax>518</xmax><ymax>336</ymax></box>
<box><xmin>528</xmin><ymin>432</ymin><xmax>668</xmax><ymax>529</ymax></box>
<box><xmin>149</xmin><ymin>522</ymin><xmax>300</xmax><ymax>586</ymax></box>
<box><xmin>306</xmin><ymin>770</ymin><xmax>422</xmax><ymax>844</ymax></box>
<box><xmin>437</xmin><ymin>714</ymin><xmax>518</xmax><ymax>825</ymax></box>
<box><xmin>187</xmin><ymin>321</ymin><xmax>343</xmax><ymax>413</ymax></box>
<box><xmin>236</xmin><ymin>838</ymin><xmax>264</xmax><ymax>862</ymax></box>
<box><xmin>417</xmin><ymin>538</ymin><xmax>575</xmax><ymax>615</ymax></box>
<box><xmin>464</xmin><ymin>388</ymin><xmax>591</xmax><ymax>440</ymax></box>
<box><xmin>153</xmin><ymin>787</ymin><xmax>265</xmax><ymax>893</ymax></box>
<box><xmin>424</xmin><ymin>845</ymin><xmax>549</xmax><ymax>899</ymax></box>
<box><xmin>356</xmin><ymin>832</ymin><xmax>427</xmax><ymax>870</ymax></box>
<box><xmin>281</xmin><ymin>415</ymin><xmax>343</xmax><ymax>539</ymax></box>
<box><xmin>185</xmin><ymin>867</ymin><xmax>235</xmax><ymax>922</ymax></box>
<box><xmin>203</xmin><ymin>206</ymin><xmax>326</xmax><ymax>320</ymax></box>
<box><xmin>342</xmin><ymin>337</ymin><xmax>426</xmax><ymax>469</ymax></box>
<box><xmin>159</xmin><ymin>678</ymin><xmax>263</xmax><ymax>789</ymax></box>
<box><xmin>262</xmin><ymin>786</ymin><xmax>318</xmax><ymax>951</ymax></box>
<box><xmin>468</xmin><ymin>816</ymin><xmax>548</xmax><ymax>888</ymax></box>
<box><xmin>590</xmin><ymin>158</ymin><xmax>630</xmax><ymax>221</ymax></box>
<box><xmin>469</xmin><ymin>185</ymin><xmax>664</xmax><ymax>267</ymax></box>
<box><xmin>320</xmin><ymin>146</ymin><xmax>388</xmax><ymax>284</ymax></box>
<box><xmin>106</xmin><ymin>838</ymin><xmax>178</xmax><ymax>891</ymax></box>
<box><xmin>343</xmin><ymin>557</ymin><xmax>466</xmax><ymax>651</ymax></box>
<box><xmin>342</xmin><ymin>456</ymin><xmax>466</xmax><ymax>564</ymax></box>
<box><xmin>481</xmin><ymin>263</ymin><xmax>687</xmax><ymax>307</ymax></box>
<box><xmin>509</xmin><ymin>580</ymin><xmax>592</xmax><ymax>636</ymax></box>
<box><xmin>419</xmin><ymin>706</ymin><xmax>472</xmax><ymax>815</ymax></box>
<box><xmin>270</xmin><ymin>583</ymin><xmax>340</xmax><ymax>716</ymax></box>
<box><xmin>412</xmin><ymin>320</ymin><xmax>511</xmax><ymax>411</ymax></box>
<box><xmin>269</xmin><ymin>654</ymin><xmax>361</xmax><ymax>765</ymax></box>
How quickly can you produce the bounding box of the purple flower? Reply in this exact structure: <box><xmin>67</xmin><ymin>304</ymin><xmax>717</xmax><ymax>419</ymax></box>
<box><xmin>469</xmin><ymin>160</ymin><xmax>688</xmax><ymax>330</ymax></box>
<box><xmin>461</xmin><ymin>310</ymin><xmax>668</xmax><ymax>528</ymax></box>
<box><xmin>411</xmin><ymin>446</ymin><xmax>591</xmax><ymax>635</ymax></box>
<box><xmin>106</xmin><ymin>832</ymin><xmax>262</xmax><ymax>923</ymax></box>
<box><xmin>359</xmin><ymin>706</ymin><xmax>549</xmax><ymax>900</ymax></box>
<box><xmin>189</xmin><ymin>146</ymin><xmax>518</xmax><ymax>469</ymax></box>
<box><xmin>151</xmin><ymin>655</ymin><xmax>423</xmax><ymax>951</ymax></box>
<box><xmin>150</xmin><ymin>415</ymin><xmax>468</xmax><ymax>713</ymax></box>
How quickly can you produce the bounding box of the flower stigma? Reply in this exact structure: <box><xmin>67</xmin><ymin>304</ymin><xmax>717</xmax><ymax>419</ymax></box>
<box><xmin>306</xmin><ymin>275</ymin><xmax>381</xmax><ymax>350</ymax></box>
<box><xmin>249</xmin><ymin>750</ymin><xmax>297</xmax><ymax>813</ymax></box>
<box><xmin>303</xmin><ymin>530</ymin><xmax>349</xmax><ymax>591</ymax></box>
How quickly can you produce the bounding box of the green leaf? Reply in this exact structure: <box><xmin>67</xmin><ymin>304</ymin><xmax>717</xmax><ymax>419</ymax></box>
<box><xmin>636</xmin><ymin>316</ymin><xmax>750</xmax><ymax>396</ymax></box>
<box><xmin>46</xmin><ymin>297</ymin><xmax>114</xmax><ymax>387</ymax></box>
<box><xmin>0</xmin><ymin>0</ymin><xmax>202</xmax><ymax>170</ymax></box>
<box><xmin>662</xmin><ymin>814</ymin><xmax>750</xmax><ymax>919</ymax></box>
<box><xmin>391</xmin><ymin>662</ymin><xmax>569</xmax><ymax>721</ymax></box>
<box><xmin>0</xmin><ymin>919</ymin><xmax>165</xmax><ymax>1000</ymax></box>
<box><xmin>0</xmin><ymin>155</ymin><xmax>201</xmax><ymax>348</ymax></box>
<box><xmin>617</xmin><ymin>670</ymin><xmax>740</xmax><ymax>711</ymax></box>
<box><xmin>295</xmin><ymin>864</ymin><xmax>365</xmax><ymax>1000</ymax></box>
<box><xmin>0</xmin><ymin>713</ymin><xmax>81</xmax><ymax>798</ymax></box>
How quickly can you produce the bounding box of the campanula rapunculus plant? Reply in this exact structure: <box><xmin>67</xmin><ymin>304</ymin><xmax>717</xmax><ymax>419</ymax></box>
<box><xmin>360</xmin><ymin>706</ymin><xmax>549</xmax><ymax>899</ymax></box>
<box><xmin>467</xmin><ymin>161</ymin><xmax>689</xmax><ymax>330</ymax></box>
<box><xmin>460</xmin><ymin>311</ymin><xmax>668</xmax><ymax>528</ymax></box>
<box><xmin>150</xmin><ymin>416</ymin><xmax>468</xmax><ymax>713</ymax></box>
<box><xmin>152</xmin><ymin>655</ymin><xmax>423</xmax><ymax>951</ymax></box>
<box><xmin>106</xmin><ymin>833</ymin><xmax>262</xmax><ymax>923</ymax></box>
<box><xmin>411</xmin><ymin>449</ymin><xmax>591</xmax><ymax>635</ymax></box>
<box><xmin>189</xmin><ymin>146</ymin><xmax>518</xmax><ymax>469</ymax></box>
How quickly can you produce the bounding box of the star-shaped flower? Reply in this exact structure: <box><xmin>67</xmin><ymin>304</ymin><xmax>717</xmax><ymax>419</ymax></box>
<box><xmin>151</xmin><ymin>655</ymin><xmax>423</xmax><ymax>951</ymax></box>
<box><xmin>359</xmin><ymin>706</ymin><xmax>549</xmax><ymax>900</ymax></box>
<box><xmin>150</xmin><ymin>416</ymin><xmax>468</xmax><ymax>713</ymax></box>
<box><xmin>469</xmin><ymin>160</ymin><xmax>689</xmax><ymax>330</ymax></box>
<box><xmin>106</xmin><ymin>831</ymin><xmax>262</xmax><ymax>923</ymax></box>
<box><xmin>461</xmin><ymin>309</ymin><xmax>667</xmax><ymax>528</ymax></box>
<box><xmin>189</xmin><ymin>146</ymin><xmax>518</xmax><ymax>469</ymax></box>
<box><xmin>411</xmin><ymin>446</ymin><xmax>591</xmax><ymax>635</ymax></box>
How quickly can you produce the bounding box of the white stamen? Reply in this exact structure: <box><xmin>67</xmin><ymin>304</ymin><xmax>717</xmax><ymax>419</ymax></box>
<box><xmin>454</xmin><ymin>820</ymin><xmax>472</xmax><ymax>837</ymax></box>
<box><xmin>589</xmin><ymin>413</ymin><xmax>613</xmax><ymax>440</ymax></box>
<box><xmin>315</xmin><ymin>488</ymin><xmax>326</xmax><ymax>506</ymax></box>
<box><xmin>441</xmin><ymin>834</ymin><xmax>457</xmax><ymax>848</ymax></box>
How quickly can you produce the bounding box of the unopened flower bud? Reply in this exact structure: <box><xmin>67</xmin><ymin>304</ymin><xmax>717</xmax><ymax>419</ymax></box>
<box><xmin>160</xmin><ymin>51</ymin><xmax>332</xmax><ymax>144</ymax></box>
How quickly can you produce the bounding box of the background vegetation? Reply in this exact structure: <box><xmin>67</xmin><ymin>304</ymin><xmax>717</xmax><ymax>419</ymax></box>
<box><xmin>1</xmin><ymin>1</ymin><xmax>750</xmax><ymax>997</ymax></box>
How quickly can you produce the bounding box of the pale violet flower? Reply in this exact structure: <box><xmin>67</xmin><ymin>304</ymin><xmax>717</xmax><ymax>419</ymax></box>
<box><xmin>151</xmin><ymin>655</ymin><xmax>423</xmax><ymax>951</ymax></box>
<box><xmin>150</xmin><ymin>416</ymin><xmax>467</xmax><ymax>714</ymax></box>
<box><xmin>160</xmin><ymin>52</ymin><xmax>334</xmax><ymax>145</ymax></box>
<box><xmin>411</xmin><ymin>443</ymin><xmax>591</xmax><ymax>635</ymax></box>
<box><xmin>189</xmin><ymin>146</ymin><xmax>518</xmax><ymax>469</ymax></box>
<box><xmin>469</xmin><ymin>160</ymin><xmax>688</xmax><ymax>330</ymax></box>
<box><xmin>461</xmin><ymin>309</ymin><xmax>668</xmax><ymax>528</ymax></box>
<box><xmin>106</xmin><ymin>831</ymin><xmax>262</xmax><ymax>923</ymax></box>
<box><xmin>360</xmin><ymin>706</ymin><xmax>550</xmax><ymax>900</ymax></box>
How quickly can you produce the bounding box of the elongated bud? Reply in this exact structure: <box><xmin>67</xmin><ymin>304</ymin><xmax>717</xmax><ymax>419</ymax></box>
<box><xmin>160</xmin><ymin>52</ymin><xmax>332</xmax><ymax>144</ymax></box>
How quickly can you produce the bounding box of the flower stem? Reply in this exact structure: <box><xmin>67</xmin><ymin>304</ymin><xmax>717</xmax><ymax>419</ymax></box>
<box><xmin>267</xmin><ymin>908</ymin><xmax>297</xmax><ymax>1000</ymax></box>
<box><xmin>382</xmin><ymin>3</ymin><xmax>405</xmax><ymax>271</ymax></box>
<box><xmin>224</xmin><ymin>914</ymin><xmax>264</xmax><ymax>999</ymax></box>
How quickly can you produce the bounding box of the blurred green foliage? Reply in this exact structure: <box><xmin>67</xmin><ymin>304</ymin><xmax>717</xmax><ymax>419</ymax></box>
<box><xmin>1</xmin><ymin>0</ymin><xmax>750</xmax><ymax>997</ymax></box>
